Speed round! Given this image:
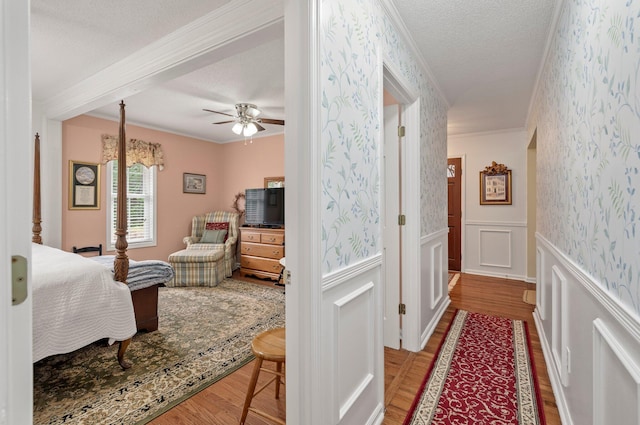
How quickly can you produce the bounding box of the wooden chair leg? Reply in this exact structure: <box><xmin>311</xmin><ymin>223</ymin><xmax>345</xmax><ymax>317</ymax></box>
<box><xmin>275</xmin><ymin>361</ymin><xmax>282</xmax><ymax>399</ymax></box>
<box><xmin>240</xmin><ymin>357</ymin><xmax>263</xmax><ymax>425</ymax></box>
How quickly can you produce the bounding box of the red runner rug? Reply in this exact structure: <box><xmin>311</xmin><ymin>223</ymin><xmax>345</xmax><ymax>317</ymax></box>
<box><xmin>403</xmin><ymin>310</ymin><xmax>546</xmax><ymax>424</ymax></box>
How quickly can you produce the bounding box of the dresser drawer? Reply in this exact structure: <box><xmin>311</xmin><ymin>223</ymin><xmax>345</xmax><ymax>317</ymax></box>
<box><xmin>241</xmin><ymin>231</ymin><xmax>262</xmax><ymax>243</ymax></box>
<box><xmin>241</xmin><ymin>242</ymin><xmax>284</xmax><ymax>259</ymax></box>
<box><xmin>260</xmin><ymin>232</ymin><xmax>284</xmax><ymax>245</ymax></box>
<box><xmin>241</xmin><ymin>255</ymin><xmax>283</xmax><ymax>274</ymax></box>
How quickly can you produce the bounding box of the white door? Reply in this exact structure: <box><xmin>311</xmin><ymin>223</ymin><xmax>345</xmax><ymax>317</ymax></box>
<box><xmin>1</xmin><ymin>0</ymin><xmax>34</xmax><ymax>423</ymax></box>
<box><xmin>383</xmin><ymin>104</ymin><xmax>401</xmax><ymax>349</ymax></box>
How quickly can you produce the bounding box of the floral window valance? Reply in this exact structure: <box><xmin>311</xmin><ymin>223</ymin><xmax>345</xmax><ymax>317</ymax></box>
<box><xmin>101</xmin><ymin>135</ymin><xmax>165</xmax><ymax>170</ymax></box>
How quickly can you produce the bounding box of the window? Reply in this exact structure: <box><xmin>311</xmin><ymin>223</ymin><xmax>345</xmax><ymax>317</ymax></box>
<box><xmin>106</xmin><ymin>162</ymin><xmax>157</xmax><ymax>250</ymax></box>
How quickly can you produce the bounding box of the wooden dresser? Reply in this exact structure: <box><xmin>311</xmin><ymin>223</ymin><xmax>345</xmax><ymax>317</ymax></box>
<box><xmin>240</xmin><ymin>227</ymin><xmax>285</xmax><ymax>281</ymax></box>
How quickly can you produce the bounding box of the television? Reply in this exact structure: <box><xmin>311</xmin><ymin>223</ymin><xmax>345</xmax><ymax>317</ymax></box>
<box><xmin>244</xmin><ymin>187</ymin><xmax>285</xmax><ymax>227</ymax></box>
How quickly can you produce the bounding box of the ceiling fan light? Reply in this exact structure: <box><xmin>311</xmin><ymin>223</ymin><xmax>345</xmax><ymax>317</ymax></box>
<box><xmin>246</xmin><ymin>106</ymin><xmax>260</xmax><ymax>118</ymax></box>
<box><xmin>232</xmin><ymin>122</ymin><xmax>244</xmax><ymax>135</ymax></box>
<box><xmin>244</xmin><ymin>122</ymin><xmax>258</xmax><ymax>137</ymax></box>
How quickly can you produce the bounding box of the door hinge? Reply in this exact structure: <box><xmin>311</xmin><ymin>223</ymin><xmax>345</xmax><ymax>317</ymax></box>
<box><xmin>398</xmin><ymin>214</ymin><xmax>406</xmax><ymax>226</ymax></box>
<box><xmin>399</xmin><ymin>303</ymin><xmax>406</xmax><ymax>315</ymax></box>
<box><xmin>398</xmin><ymin>126</ymin><xmax>405</xmax><ymax>137</ymax></box>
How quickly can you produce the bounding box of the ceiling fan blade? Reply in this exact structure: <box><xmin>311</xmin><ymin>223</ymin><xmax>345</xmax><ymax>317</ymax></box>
<box><xmin>203</xmin><ymin>108</ymin><xmax>235</xmax><ymax>118</ymax></box>
<box><xmin>255</xmin><ymin>123</ymin><xmax>266</xmax><ymax>132</ymax></box>
<box><xmin>213</xmin><ymin>120</ymin><xmax>235</xmax><ymax>125</ymax></box>
<box><xmin>259</xmin><ymin>118</ymin><xmax>285</xmax><ymax>126</ymax></box>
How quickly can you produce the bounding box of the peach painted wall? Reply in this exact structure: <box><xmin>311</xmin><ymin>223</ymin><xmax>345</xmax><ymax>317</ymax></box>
<box><xmin>61</xmin><ymin>115</ymin><xmax>283</xmax><ymax>262</ymax></box>
<box><xmin>218</xmin><ymin>133</ymin><xmax>285</xmax><ymax>225</ymax></box>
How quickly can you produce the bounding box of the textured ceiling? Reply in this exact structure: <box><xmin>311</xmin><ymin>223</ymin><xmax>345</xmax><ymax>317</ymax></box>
<box><xmin>31</xmin><ymin>0</ymin><xmax>232</xmax><ymax>101</ymax></box>
<box><xmin>31</xmin><ymin>0</ymin><xmax>557</xmax><ymax>142</ymax></box>
<box><xmin>394</xmin><ymin>0</ymin><xmax>557</xmax><ymax>135</ymax></box>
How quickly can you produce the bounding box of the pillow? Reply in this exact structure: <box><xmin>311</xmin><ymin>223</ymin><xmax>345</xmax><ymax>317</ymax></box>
<box><xmin>205</xmin><ymin>222</ymin><xmax>230</xmax><ymax>242</ymax></box>
<box><xmin>200</xmin><ymin>229</ymin><xmax>227</xmax><ymax>244</ymax></box>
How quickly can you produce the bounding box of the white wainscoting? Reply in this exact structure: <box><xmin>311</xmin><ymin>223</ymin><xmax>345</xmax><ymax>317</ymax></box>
<box><xmin>593</xmin><ymin>319</ymin><xmax>640</xmax><ymax>425</ymax></box>
<box><xmin>464</xmin><ymin>221</ymin><xmax>527</xmax><ymax>280</ymax></box>
<box><xmin>536</xmin><ymin>247</ymin><xmax>546</xmax><ymax>319</ymax></box>
<box><xmin>551</xmin><ymin>265</ymin><xmax>569</xmax><ymax>387</ymax></box>
<box><xmin>321</xmin><ymin>256</ymin><xmax>385</xmax><ymax>424</ymax></box>
<box><xmin>479</xmin><ymin>228</ymin><xmax>512</xmax><ymax>268</ymax></box>
<box><xmin>334</xmin><ymin>281</ymin><xmax>375</xmax><ymax>420</ymax></box>
<box><xmin>535</xmin><ymin>234</ymin><xmax>640</xmax><ymax>425</ymax></box>
<box><xmin>419</xmin><ymin>229</ymin><xmax>450</xmax><ymax>350</ymax></box>
<box><xmin>430</xmin><ymin>242</ymin><xmax>444</xmax><ymax>309</ymax></box>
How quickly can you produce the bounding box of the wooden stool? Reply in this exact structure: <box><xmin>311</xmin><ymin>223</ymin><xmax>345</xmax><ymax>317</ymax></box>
<box><xmin>240</xmin><ymin>327</ymin><xmax>286</xmax><ymax>425</ymax></box>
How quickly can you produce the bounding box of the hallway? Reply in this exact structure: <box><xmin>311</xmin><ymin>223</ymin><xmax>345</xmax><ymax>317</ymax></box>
<box><xmin>382</xmin><ymin>273</ymin><xmax>561</xmax><ymax>424</ymax></box>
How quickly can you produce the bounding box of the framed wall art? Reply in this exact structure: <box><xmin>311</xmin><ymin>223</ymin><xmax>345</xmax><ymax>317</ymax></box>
<box><xmin>264</xmin><ymin>176</ymin><xmax>285</xmax><ymax>188</ymax></box>
<box><xmin>479</xmin><ymin>161</ymin><xmax>512</xmax><ymax>205</ymax></box>
<box><xmin>69</xmin><ymin>160</ymin><xmax>100</xmax><ymax>209</ymax></box>
<box><xmin>183</xmin><ymin>173</ymin><xmax>206</xmax><ymax>194</ymax></box>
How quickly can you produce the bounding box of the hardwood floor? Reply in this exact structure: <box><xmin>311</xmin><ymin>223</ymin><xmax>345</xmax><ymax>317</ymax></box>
<box><xmin>382</xmin><ymin>273</ymin><xmax>561</xmax><ymax>424</ymax></box>
<box><xmin>149</xmin><ymin>272</ymin><xmax>561</xmax><ymax>424</ymax></box>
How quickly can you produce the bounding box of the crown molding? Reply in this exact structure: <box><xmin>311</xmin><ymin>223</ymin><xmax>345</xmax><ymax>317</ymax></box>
<box><xmin>526</xmin><ymin>0</ymin><xmax>565</xmax><ymax>128</ymax></box>
<box><xmin>379</xmin><ymin>0</ymin><xmax>450</xmax><ymax>108</ymax></box>
<box><xmin>448</xmin><ymin>126</ymin><xmax>526</xmax><ymax>139</ymax></box>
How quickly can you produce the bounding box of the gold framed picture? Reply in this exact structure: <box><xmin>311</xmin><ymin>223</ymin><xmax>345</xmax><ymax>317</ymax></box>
<box><xmin>69</xmin><ymin>160</ymin><xmax>100</xmax><ymax>209</ymax></box>
<box><xmin>479</xmin><ymin>162</ymin><xmax>512</xmax><ymax>205</ymax></box>
<box><xmin>264</xmin><ymin>176</ymin><xmax>285</xmax><ymax>188</ymax></box>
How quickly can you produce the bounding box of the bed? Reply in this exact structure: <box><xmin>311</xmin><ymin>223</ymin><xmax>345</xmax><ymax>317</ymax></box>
<box><xmin>90</xmin><ymin>254</ymin><xmax>174</xmax><ymax>332</ymax></box>
<box><xmin>31</xmin><ymin>242</ymin><xmax>136</xmax><ymax>364</ymax></box>
<box><xmin>71</xmin><ymin>244</ymin><xmax>175</xmax><ymax>333</ymax></box>
<box><xmin>31</xmin><ymin>101</ymin><xmax>162</xmax><ymax>369</ymax></box>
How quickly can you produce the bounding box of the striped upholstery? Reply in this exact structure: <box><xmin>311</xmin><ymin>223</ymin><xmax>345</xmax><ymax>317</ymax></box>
<box><xmin>168</xmin><ymin>248</ymin><xmax>225</xmax><ymax>287</ymax></box>
<box><xmin>182</xmin><ymin>211</ymin><xmax>240</xmax><ymax>277</ymax></box>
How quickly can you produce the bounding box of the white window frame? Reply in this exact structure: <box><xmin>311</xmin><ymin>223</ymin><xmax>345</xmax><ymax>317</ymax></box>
<box><xmin>106</xmin><ymin>161</ymin><xmax>158</xmax><ymax>251</ymax></box>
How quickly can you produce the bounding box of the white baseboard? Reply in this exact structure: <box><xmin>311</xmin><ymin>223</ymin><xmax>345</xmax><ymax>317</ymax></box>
<box><xmin>420</xmin><ymin>296</ymin><xmax>450</xmax><ymax>350</ymax></box>
<box><xmin>463</xmin><ymin>268</ymin><xmax>527</xmax><ymax>282</ymax></box>
<box><xmin>533</xmin><ymin>309</ymin><xmax>573</xmax><ymax>425</ymax></box>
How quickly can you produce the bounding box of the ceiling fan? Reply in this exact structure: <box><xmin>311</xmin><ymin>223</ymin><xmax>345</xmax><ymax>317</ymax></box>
<box><xmin>204</xmin><ymin>103</ymin><xmax>285</xmax><ymax>137</ymax></box>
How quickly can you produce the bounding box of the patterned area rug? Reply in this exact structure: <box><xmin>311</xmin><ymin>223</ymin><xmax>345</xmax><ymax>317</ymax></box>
<box><xmin>33</xmin><ymin>279</ymin><xmax>285</xmax><ymax>425</ymax></box>
<box><xmin>404</xmin><ymin>310</ymin><xmax>545</xmax><ymax>424</ymax></box>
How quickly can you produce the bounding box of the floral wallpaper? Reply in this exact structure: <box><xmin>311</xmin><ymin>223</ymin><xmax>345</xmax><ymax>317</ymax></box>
<box><xmin>533</xmin><ymin>0</ymin><xmax>640</xmax><ymax>314</ymax></box>
<box><xmin>320</xmin><ymin>0</ymin><xmax>448</xmax><ymax>273</ymax></box>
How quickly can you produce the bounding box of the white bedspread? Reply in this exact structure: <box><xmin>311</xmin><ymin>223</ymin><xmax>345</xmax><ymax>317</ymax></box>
<box><xmin>32</xmin><ymin>243</ymin><xmax>137</xmax><ymax>363</ymax></box>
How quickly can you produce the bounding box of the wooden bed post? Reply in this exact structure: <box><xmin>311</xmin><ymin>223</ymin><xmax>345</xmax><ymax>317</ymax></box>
<box><xmin>115</xmin><ymin>101</ymin><xmax>132</xmax><ymax>370</ymax></box>
<box><xmin>32</xmin><ymin>133</ymin><xmax>42</xmax><ymax>244</ymax></box>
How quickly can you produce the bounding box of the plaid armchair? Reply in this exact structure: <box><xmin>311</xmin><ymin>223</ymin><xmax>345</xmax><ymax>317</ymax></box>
<box><xmin>182</xmin><ymin>211</ymin><xmax>240</xmax><ymax>277</ymax></box>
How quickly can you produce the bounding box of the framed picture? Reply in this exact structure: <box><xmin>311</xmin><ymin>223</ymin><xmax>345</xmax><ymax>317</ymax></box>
<box><xmin>183</xmin><ymin>173</ymin><xmax>206</xmax><ymax>194</ymax></box>
<box><xmin>69</xmin><ymin>160</ymin><xmax>100</xmax><ymax>209</ymax></box>
<box><xmin>479</xmin><ymin>162</ymin><xmax>512</xmax><ymax>205</ymax></box>
<box><xmin>264</xmin><ymin>176</ymin><xmax>285</xmax><ymax>188</ymax></box>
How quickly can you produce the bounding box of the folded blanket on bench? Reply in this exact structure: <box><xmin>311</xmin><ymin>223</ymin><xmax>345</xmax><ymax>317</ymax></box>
<box><xmin>90</xmin><ymin>255</ymin><xmax>175</xmax><ymax>291</ymax></box>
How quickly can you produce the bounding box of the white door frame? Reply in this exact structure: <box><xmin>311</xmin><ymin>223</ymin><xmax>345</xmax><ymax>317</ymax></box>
<box><xmin>382</xmin><ymin>64</ymin><xmax>421</xmax><ymax>352</ymax></box>
<box><xmin>283</xmin><ymin>0</ymin><xmax>320</xmax><ymax>422</ymax></box>
<box><xmin>2</xmin><ymin>0</ymin><xmax>34</xmax><ymax>423</ymax></box>
<box><xmin>3</xmin><ymin>2</ymin><xmax>287</xmax><ymax>423</ymax></box>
